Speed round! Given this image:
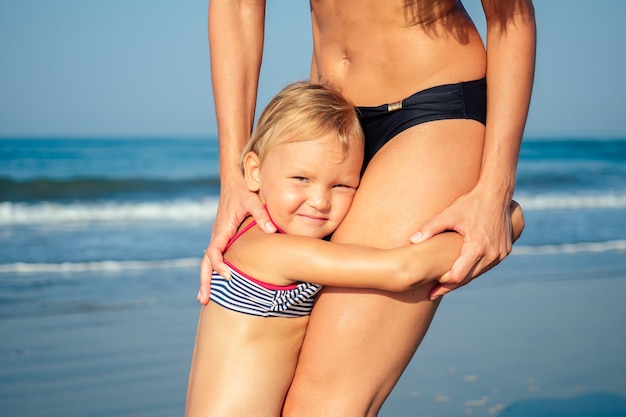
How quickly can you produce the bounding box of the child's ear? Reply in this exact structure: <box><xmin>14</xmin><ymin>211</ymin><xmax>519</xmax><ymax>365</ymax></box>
<box><xmin>243</xmin><ymin>152</ymin><xmax>261</xmax><ymax>192</ymax></box>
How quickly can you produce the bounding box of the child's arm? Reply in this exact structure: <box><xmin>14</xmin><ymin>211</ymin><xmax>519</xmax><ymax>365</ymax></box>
<box><xmin>229</xmin><ymin>202</ymin><xmax>524</xmax><ymax>292</ymax></box>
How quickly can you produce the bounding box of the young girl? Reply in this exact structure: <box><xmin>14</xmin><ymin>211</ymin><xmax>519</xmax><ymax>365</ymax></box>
<box><xmin>185</xmin><ymin>81</ymin><xmax>523</xmax><ymax>416</ymax></box>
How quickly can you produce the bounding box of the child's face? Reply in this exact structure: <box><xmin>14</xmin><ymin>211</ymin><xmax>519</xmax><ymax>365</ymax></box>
<box><xmin>246</xmin><ymin>134</ymin><xmax>363</xmax><ymax>238</ymax></box>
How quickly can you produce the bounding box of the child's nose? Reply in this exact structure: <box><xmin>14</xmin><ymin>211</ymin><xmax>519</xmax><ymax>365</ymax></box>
<box><xmin>308</xmin><ymin>188</ymin><xmax>331</xmax><ymax>210</ymax></box>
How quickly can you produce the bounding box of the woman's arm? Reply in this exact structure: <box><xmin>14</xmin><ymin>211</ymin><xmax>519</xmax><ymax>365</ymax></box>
<box><xmin>199</xmin><ymin>0</ymin><xmax>273</xmax><ymax>304</ymax></box>
<box><xmin>230</xmin><ymin>203</ymin><xmax>524</xmax><ymax>293</ymax></box>
<box><xmin>413</xmin><ymin>0</ymin><xmax>536</xmax><ymax>298</ymax></box>
<box><xmin>209</xmin><ymin>0</ymin><xmax>265</xmax><ymax>182</ymax></box>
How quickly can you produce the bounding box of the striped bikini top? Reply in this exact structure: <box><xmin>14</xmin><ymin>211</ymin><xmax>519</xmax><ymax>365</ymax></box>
<box><xmin>210</xmin><ymin>219</ymin><xmax>322</xmax><ymax>318</ymax></box>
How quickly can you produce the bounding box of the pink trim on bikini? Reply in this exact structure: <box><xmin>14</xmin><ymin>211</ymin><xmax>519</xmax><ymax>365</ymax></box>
<box><xmin>223</xmin><ymin>211</ymin><xmax>297</xmax><ymax>291</ymax></box>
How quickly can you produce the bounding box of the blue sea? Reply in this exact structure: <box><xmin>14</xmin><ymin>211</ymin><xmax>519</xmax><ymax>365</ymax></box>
<box><xmin>1</xmin><ymin>137</ymin><xmax>625</xmax><ymax>417</ymax></box>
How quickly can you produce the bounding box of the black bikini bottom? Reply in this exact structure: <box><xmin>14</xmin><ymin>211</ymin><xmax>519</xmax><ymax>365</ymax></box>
<box><xmin>357</xmin><ymin>78</ymin><xmax>487</xmax><ymax>169</ymax></box>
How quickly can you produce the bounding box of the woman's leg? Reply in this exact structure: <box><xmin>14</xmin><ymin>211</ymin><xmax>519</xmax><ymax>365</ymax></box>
<box><xmin>283</xmin><ymin>119</ymin><xmax>485</xmax><ymax>417</ymax></box>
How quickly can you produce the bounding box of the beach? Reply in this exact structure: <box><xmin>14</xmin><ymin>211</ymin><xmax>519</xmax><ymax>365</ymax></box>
<box><xmin>1</xmin><ymin>138</ymin><xmax>625</xmax><ymax>416</ymax></box>
<box><xmin>1</xmin><ymin>253</ymin><xmax>625</xmax><ymax>417</ymax></box>
<box><xmin>381</xmin><ymin>250</ymin><xmax>626</xmax><ymax>416</ymax></box>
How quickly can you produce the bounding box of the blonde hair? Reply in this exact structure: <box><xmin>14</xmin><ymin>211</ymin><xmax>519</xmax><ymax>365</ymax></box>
<box><xmin>240</xmin><ymin>81</ymin><xmax>364</xmax><ymax>171</ymax></box>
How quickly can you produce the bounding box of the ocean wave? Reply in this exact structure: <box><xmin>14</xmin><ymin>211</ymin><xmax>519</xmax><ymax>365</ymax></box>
<box><xmin>512</xmin><ymin>240</ymin><xmax>626</xmax><ymax>255</ymax></box>
<box><xmin>0</xmin><ymin>176</ymin><xmax>221</xmax><ymax>202</ymax></box>
<box><xmin>1</xmin><ymin>191</ymin><xmax>625</xmax><ymax>226</ymax></box>
<box><xmin>1</xmin><ymin>240</ymin><xmax>624</xmax><ymax>274</ymax></box>
<box><xmin>0</xmin><ymin>198</ymin><xmax>220</xmax><ymax>225</ymax></box>
<box><xmin>0</xmin><ymin>258</ymin><xmax>201</xmax><ymax>274</ymax></box>
<box><xmin>515</xmin><ymin>192</ymin><xmax>626</xmax><ymax>210</ymax></box>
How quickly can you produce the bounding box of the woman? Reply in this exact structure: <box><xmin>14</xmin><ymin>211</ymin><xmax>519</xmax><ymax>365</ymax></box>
<box><xmin>200</xmin><ymin>1</ymin><xmax>536</xmax><ymax>415</ymax></box>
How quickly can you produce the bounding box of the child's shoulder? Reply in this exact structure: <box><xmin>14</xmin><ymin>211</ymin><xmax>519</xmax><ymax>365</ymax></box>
<box><xmin>224</xmin><ymin>218</ymin><xmax>298</xmax><ymax>287</ymax></box>
<box><xmin>225</xmin><ymin>218</ymin><xmax>280</xmax><ymax>261</ymax></box>
<box><xmin>226</xmin><ymin>217</ymin><xmax>261</xmax><ymax>249</ymax></box>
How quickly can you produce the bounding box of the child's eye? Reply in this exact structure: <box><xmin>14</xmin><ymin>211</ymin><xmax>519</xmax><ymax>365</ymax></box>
<box><xmin>293</xmin><ymin>176</ymin><xmax>309</xmax><ymax>182</ymax></box>
<box><xmin>334</xmin><ymin>183</ymin><xmax>355</xmax><ymax>189</ymax></box>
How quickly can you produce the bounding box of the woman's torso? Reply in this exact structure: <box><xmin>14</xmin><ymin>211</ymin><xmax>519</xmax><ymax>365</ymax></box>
<box><xmin>310</xmin><ymin>0</ymin><xmax>487</xmax><ymax>106</ymax></box>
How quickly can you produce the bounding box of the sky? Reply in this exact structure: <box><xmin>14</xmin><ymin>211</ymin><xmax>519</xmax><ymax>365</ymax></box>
<box><xmin>1</xmin><ymin>0</ymin><xmax>625</xmax><ymax>139</ymax></box>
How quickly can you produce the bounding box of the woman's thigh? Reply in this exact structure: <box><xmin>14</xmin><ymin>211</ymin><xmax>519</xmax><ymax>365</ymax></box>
<box><xmin>283</xmin><ymin>119</ymin><xmax>485</xmax><ymax>417</ymax></box>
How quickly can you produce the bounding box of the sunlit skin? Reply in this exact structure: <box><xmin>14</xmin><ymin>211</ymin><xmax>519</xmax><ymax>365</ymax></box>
<box><xmin>203</xmin><ymin>1</ymin><xmax>536</xmax><ymax>415</ymax></box>
<box><xmin>185</xmin><ymin>131</ymin><xmax>524</xmax><ymax>416</ymax></box>
<box><xmin>246</xmin><ymin>135</ymin><xmax>362</xmax><ymax>239</ymax></box>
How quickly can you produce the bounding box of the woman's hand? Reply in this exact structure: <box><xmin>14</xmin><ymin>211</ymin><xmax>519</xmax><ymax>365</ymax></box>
<box><xmin>414</xmin><ymin>0</ymin><xmax>535</xmax><ymax>300</ymax></box>
<box><xmin>411</xmin><ymin>186</ymin><xmax>514</xmax><ymax>300</ymax></box>
<box><xmin>197</xmin><ymin>176</ymin><xmax>275</xmax><ymax>304</ymax></box>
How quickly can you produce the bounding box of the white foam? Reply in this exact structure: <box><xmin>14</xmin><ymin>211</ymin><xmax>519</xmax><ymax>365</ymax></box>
<box><xmin>513</xmin><ymin>240</ymin><xmax>626</xmax><ymax>255</ymax></box>
<box><xmin>1</xmin><ymin>191</ymin><xmax>625</xmax><ymax>226</ymax></box>
<box><xmin>0</xmin><ymin>198</ymin><xmax>220</xmax><ymax>225</ymax></box>
<box><xmin>2</xmin><ymin>240</ymin><xmax>624</xmax><ymax>274</ymax></box>
<box><xmin>0</xmin><ymin>258</ymin><xmax>201</xmax><ymax>274</ymax></box>
<box><xmin>515</xmin><ymin>192</ymin><xmax>626</xmax><ymax>210</ymax></box>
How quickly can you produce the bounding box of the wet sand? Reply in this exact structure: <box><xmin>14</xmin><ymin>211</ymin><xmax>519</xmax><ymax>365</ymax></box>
<box><xmin>1</xmin><ymin>251</ymin><xmax>625</xmax><ymax>417</ymax></box>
